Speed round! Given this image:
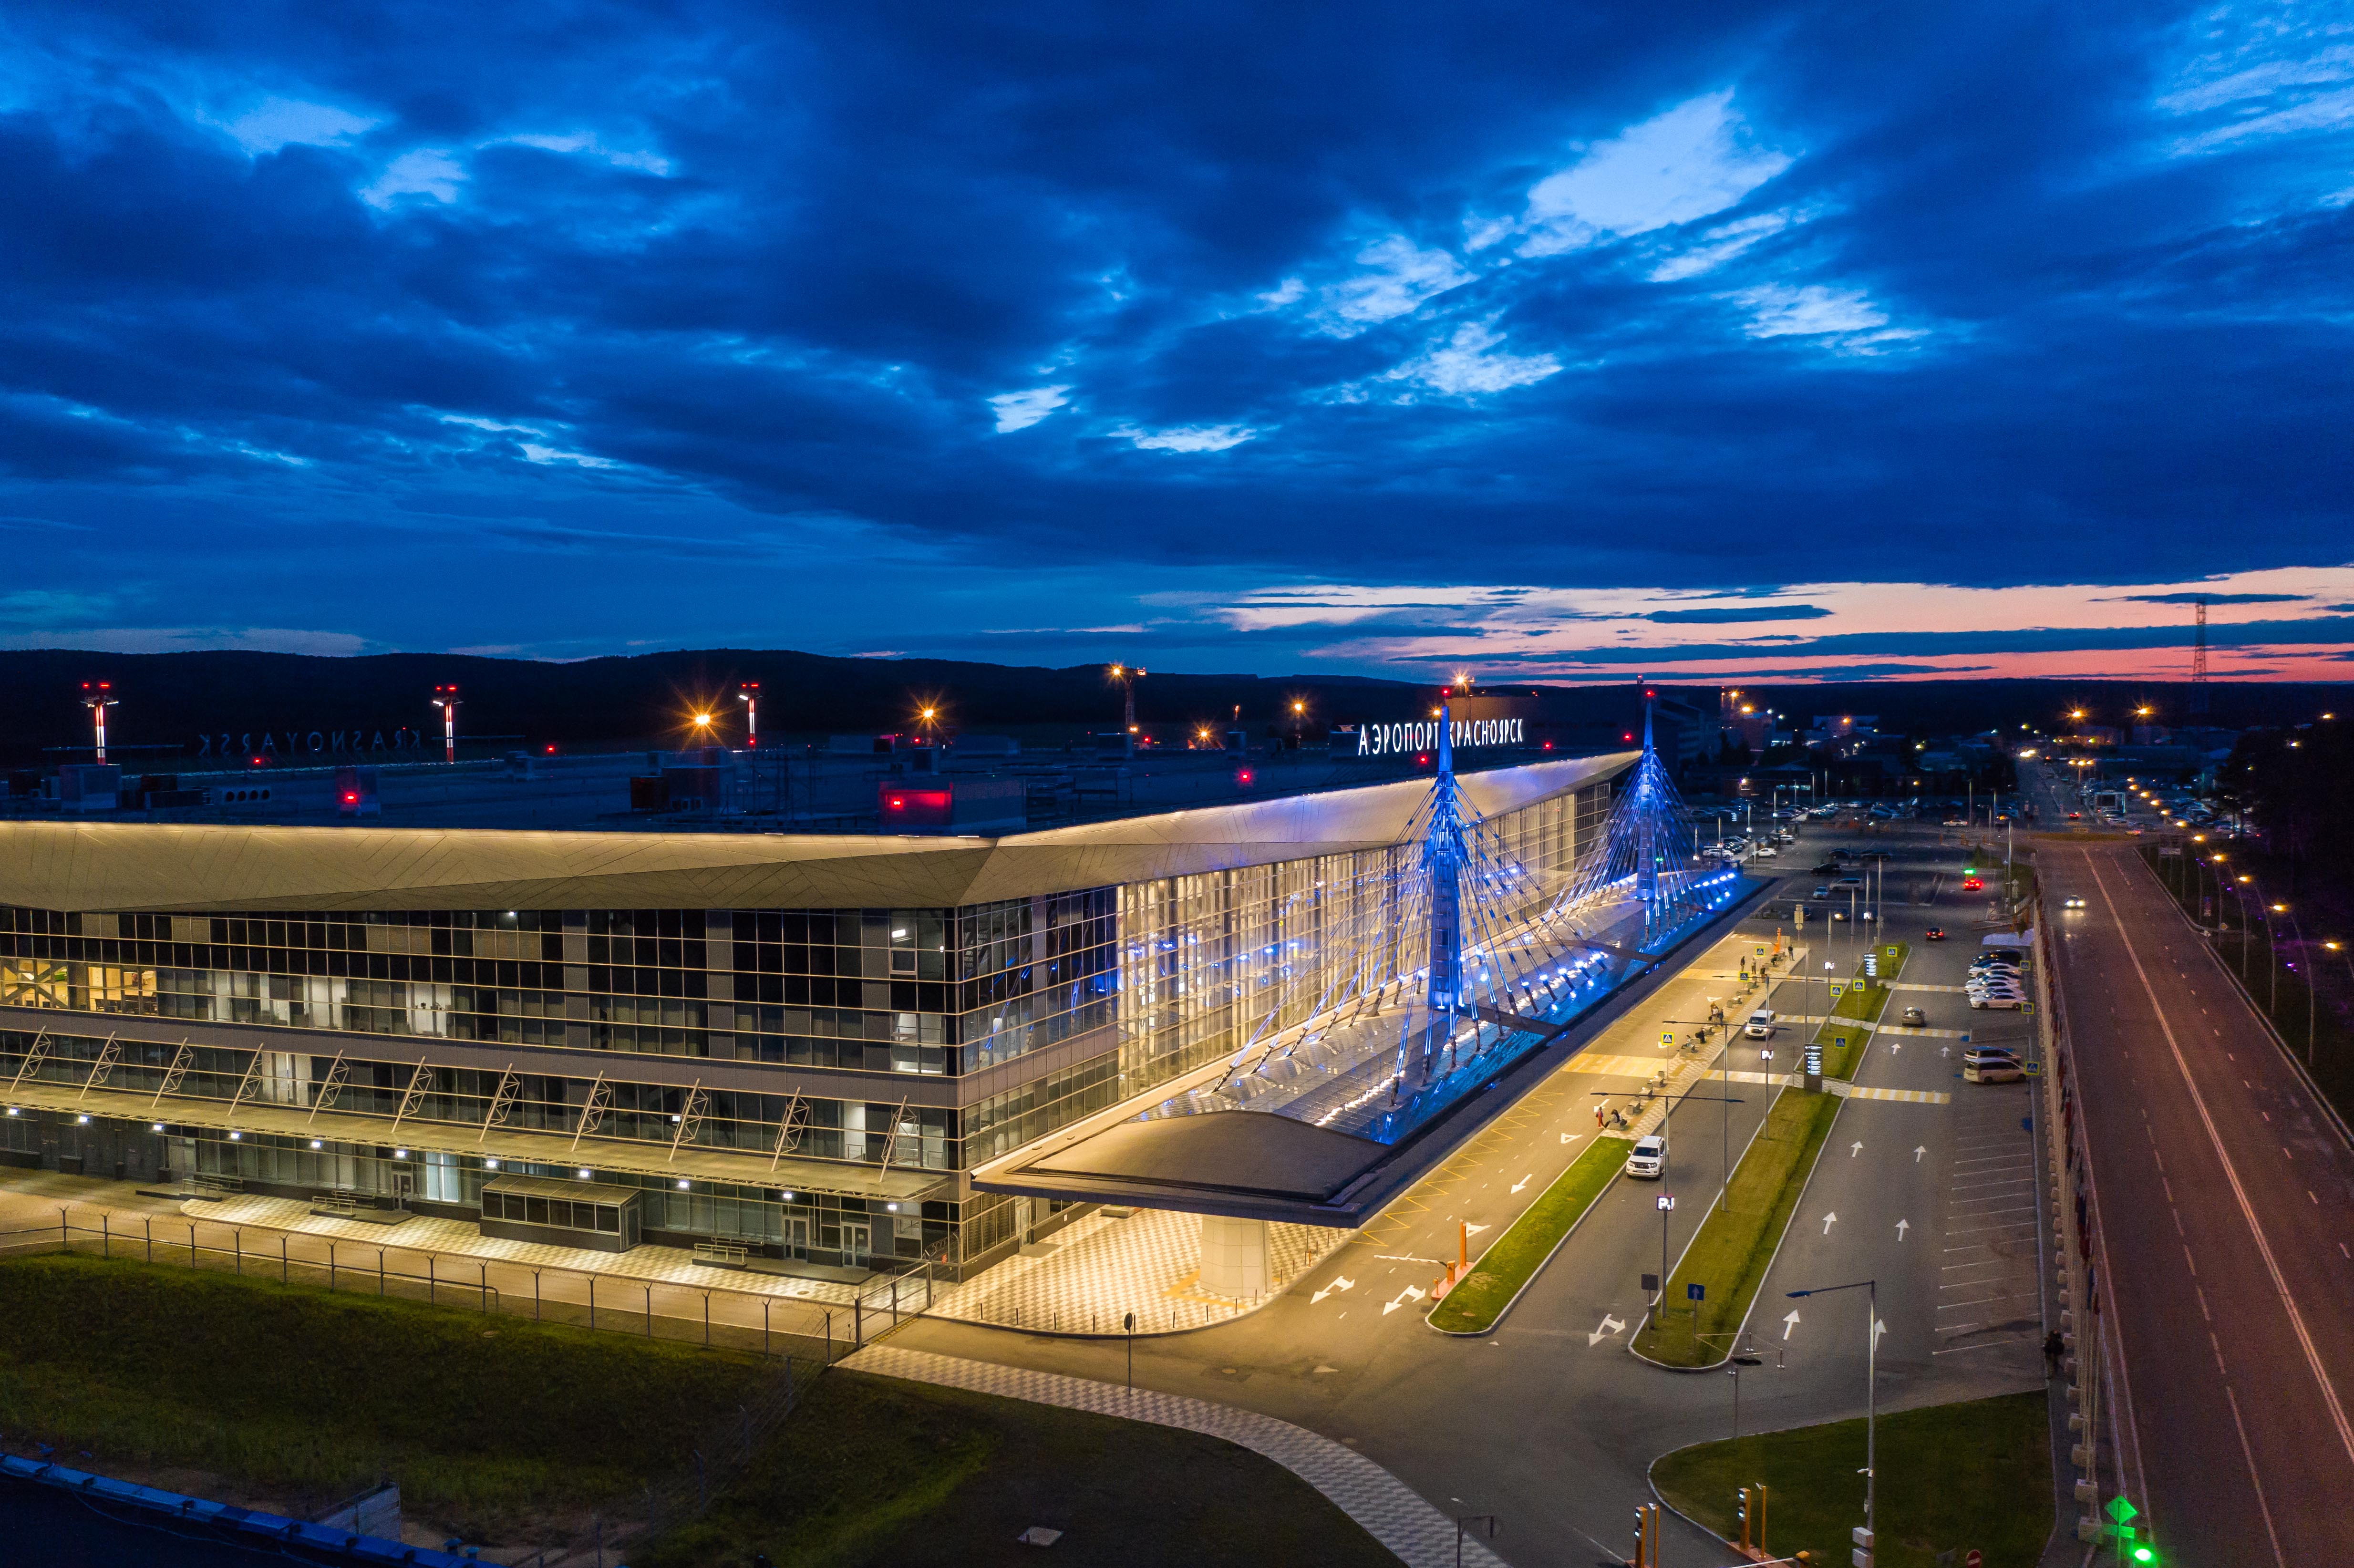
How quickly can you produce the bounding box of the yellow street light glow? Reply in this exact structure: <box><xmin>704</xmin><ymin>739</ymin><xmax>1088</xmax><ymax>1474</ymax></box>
<box><xmin>692</xmin><ymin>712</ymin><xmax>712</xmax><ymax>727</ymax></box>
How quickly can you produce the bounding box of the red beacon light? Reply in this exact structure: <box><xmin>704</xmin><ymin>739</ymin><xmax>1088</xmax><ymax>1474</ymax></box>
<box><xmin>1236</xmin><ymin>769</ymin><xmax>1254</xmax><ymax>786</ymax></box>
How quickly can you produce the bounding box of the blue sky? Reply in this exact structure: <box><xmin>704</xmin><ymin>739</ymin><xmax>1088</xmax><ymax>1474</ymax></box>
<box><xmin>2</xmin><ymin>0</ymin><xmax>2351</xmax><ymax>683</ymax></box>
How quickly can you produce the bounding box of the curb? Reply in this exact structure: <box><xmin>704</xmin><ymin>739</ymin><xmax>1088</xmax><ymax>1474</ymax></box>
<box><xmin>843</xmin><ymin>1346</ymin><xmax>1511</xmax><ymax>1568</ymax></box>
<box><xmin>1423</xmin><ymin>1135</ymin><xmax>1625</xmax><ymax>1338</ymax></box>
<box><xmin>1626</xmin><ymin>1084</ymin><xmax>1837</xmax><ymax>1373</ymax></box>
<box><xmin>1625</xmin><ymin>939</ymin><xmax>1903</xmax><ymax>1372</ymax></box>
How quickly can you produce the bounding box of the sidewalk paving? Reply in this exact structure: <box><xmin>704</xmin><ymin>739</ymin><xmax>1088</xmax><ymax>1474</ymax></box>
<box><xmin>929</xmin><ymin>1206</ymin><xmax>1348</xmax><ymax>1337</ymax></box>
<box><xmin>843</xmin><ymin>1345</ymin><xmax>1508</xmax><ymax>1568</ymax></box>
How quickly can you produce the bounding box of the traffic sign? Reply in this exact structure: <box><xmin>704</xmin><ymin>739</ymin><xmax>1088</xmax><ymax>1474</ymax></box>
<box><xmin>1661</xmin><ymin>1031</ymin><xmax>1674</xmax><ymax>1046</ymax></box>
<box><xmin>1687</xmin><ymin>1282</ymin><xmax>1705</xmax><ymax>1301</ymax></box>
<box><xmin>2107</xmin><ymin>1498</ymin><xmax>2139</xmax><ymax>1526</ymax></box>
<box><xmin>1657</xmin><ymin>1194</ymin><xmax>1676</xmax><ymax>1211</ymax></box>
<box><xmin>1966</xmin><ymin>1551</ymin><xmax>1982</xmax><ymax>1568</ymax></box>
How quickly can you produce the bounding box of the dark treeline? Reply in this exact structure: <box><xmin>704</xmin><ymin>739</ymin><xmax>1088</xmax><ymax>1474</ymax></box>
<box><xmin>4</xmin><ymin>646</ymin><xmax>2346</xmax><ymax>768</ymax></box>
<box><xmin>2220</xmin><ymin>720</ymin><xmax>2354</xmax><ymax>892</ymax></box>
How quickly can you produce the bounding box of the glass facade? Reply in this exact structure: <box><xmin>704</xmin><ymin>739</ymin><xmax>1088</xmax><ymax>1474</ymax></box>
<box><xmin>0</xmin><ymin>772</ymin><xmax>1611</xmax><ymax>1270</ymax></box>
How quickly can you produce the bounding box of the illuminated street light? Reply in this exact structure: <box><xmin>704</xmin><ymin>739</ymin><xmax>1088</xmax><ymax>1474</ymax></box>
<box><xmin>737</xmin><ymin>681</ymin><xmax>760</xmax><ymax>748</ymax></box>
<box><xmin>81</xmin><ymin>681</ymin><xmax>117</xmax><ymax>763</ymax></box>
<box><xmin>431</xmin><ymin>685</ymin><xmax>461</xmax><ymax>764</ymax></box>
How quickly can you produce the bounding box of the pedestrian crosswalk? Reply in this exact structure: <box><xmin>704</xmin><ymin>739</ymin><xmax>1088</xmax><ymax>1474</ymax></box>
<box><xmin>1715</xmin><ymin>1068</ymin><xmax>1951</xmax><ymax>1105</ymax></box>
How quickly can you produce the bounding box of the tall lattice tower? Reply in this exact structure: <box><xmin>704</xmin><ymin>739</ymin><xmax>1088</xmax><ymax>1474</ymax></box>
<box><xmin>2190</xmin><ymin>596</ymin><xmax>2209</xmax><ymax>717</ymax></box>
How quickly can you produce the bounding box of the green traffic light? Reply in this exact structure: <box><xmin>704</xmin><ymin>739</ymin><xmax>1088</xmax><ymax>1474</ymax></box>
<box><xmin>2131</xmin><ymin>1549</ymin><xmax>2154</xmax><ymax>1563</ymax></box>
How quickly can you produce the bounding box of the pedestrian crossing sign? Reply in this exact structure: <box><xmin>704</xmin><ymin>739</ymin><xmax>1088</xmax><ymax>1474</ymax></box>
<box><xmin>1660</xmin><ymin>1031</ymin><xmax>1674</xmax><ymax>1045</ymax></box>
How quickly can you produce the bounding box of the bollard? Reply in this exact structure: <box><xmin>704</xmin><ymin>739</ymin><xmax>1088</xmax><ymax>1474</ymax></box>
<box><xmin>428</xmin><ymin>1254</ymin><xmax>436</xmax><ymax>1304</ymax></box>
<box><xmin>703</xmin><ymin>1293</ymin><xmax>711</xmax><ymax>1347</ymax></box>
<box><xmin>480</xmin><ymin>1261</ymin><xmax>488</xmax><ymax>1313</ymax></box>
<box><xmin>145</xmin><ymin>1216</ymin><xmax>152</xmax><ymax>1262</ymax></box>
<box><xmin>589</xmin><ymin>1275</ymin><xmax>596</xmax><ymax>1331</ymax></box>
<box><xmin>235</xmin><ymin>1229</ymin><xmax>242</xmax><ymax>1276</ymax></box>
<box><xmin>534</xmin><ymin>1270</ymin><xmax>541</xmax><ymax>1321</ymax></box>
<box><xmin>329</xmin><ymin>1241</ymin><xmax>336</xmax><ymax>1291</ymax></box>
<box><xmin>378</xmin><ymin>1250</ymin><xmax>385</xmax><ymax>1297</ymax></box>
<box><xmin>281</xmin><ymin>1236</ymin><xmax>289</xmax><ymax>1283</ymax></box>
<box><xmin>644</xmin><ymin>1284</ymin><xmax>653</xmax><ymax>1338</ymax></box>
<box><xmin>101</xmin><ymin>1213</ymin><xmax>109</xmax><ymax>1259</ymax></box>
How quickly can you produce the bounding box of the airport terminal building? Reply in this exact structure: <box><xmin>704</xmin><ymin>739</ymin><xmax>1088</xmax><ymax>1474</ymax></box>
<box><xmin>0</xmin><ymin>753</ymin><xmax>1628</xmax><ymax>1278</ymax></box>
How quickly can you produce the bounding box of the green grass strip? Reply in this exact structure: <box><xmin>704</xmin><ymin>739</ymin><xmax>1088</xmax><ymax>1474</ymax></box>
<box><xmin>0</xmin><ymin>1255</ymin><xmax>764</xmax><ymax>1540</ymax></box>
<box><xmin>1627</xmin><ymin>1088</ymin><xmax>1841</xmax><ymax>1367</ymax></box>
<box><xmin>1817</xmin><ymin>939</ymin><xmax>1909</xmax><ymax>1080</ymax></box>
<box><xmin>1651</xmin><ymin>1390</ymin><xmax>2053</xmax><ymax>1568</ymax></box>
<box><xmin>1427</xmin><ymin>1135</ymin><xmax>1624</xmax><ymax>1333</ymax></box>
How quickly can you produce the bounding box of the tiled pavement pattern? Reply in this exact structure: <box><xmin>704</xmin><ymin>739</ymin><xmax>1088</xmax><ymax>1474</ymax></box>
<box><xmin>844</xmin><ymin>1346</ymin><xmax>1508</xmax><ymax>1568</ymax></box>
<box><xmin>930</xmin><ymin>1206</ymin><xmax>1347</xmax><ymax>1336</ymax></box>
<box><xmin>183</xmin><ymin>1193</ymin><xmax>867</xmax><ymax>1303</ymax></box>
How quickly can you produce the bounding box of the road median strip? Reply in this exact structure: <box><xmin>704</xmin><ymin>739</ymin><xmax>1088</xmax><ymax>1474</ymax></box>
<box><xmin>1425</xmin><ymin>1135</ymin><xmax>1624</xmax><ymax>1335</ymax></box>
<box><xmin>1626</xmin><ymin>1087</ymin><xmax>1842</xmax><ymax>1369</ymax></box>
<box><xmin>1817</xmin><ymin>940</ymin><xmax>1909</xmax><ymax>1080</ymax></box>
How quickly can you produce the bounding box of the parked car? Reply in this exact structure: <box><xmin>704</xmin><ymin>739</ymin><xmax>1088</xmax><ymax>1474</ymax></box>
<box><xmin>1812</xmin><ymin>886</ymin><xmax>1831</xmax><ymax>899</ymax></box>
<box><xmin>1969</xmin><ymin>990</ymin><xmax>2024</xmax><ymax>1010</ymax></box>
<box><xmin>1965</xmin><ymin>1055</ymin><xmax>2025</xmax><ymax>1083</ymax></box>
<box><xmin>1625</xmin><ymin>1135</ymin><xmax>1668</xmax><ymax>1179</ymax></box>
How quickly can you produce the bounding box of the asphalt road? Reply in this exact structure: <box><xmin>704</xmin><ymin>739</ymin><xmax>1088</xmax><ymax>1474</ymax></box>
<box><xmin>2031</xmin><ymin>786</ymin><xmax>2354</xmax><ymax>1565</ymax></box>
<box><xmin>898</xmin><ymin>816</ymin><xmax>2049</xmax><ymax>1566</ymax></box>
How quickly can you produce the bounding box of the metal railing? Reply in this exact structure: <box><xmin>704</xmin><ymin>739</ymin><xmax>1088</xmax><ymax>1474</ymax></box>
<box><xmin>5</xmin><ymin>1207</ymin><xmax>901</xmax><ymax>1363</ymax></box>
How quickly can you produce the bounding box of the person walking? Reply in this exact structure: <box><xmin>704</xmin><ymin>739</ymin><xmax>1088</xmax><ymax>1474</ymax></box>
<box><xmin>2043</xmin><ymin>1330</ymin><xmax>2065</xmax><ymax>1378</ymax></box>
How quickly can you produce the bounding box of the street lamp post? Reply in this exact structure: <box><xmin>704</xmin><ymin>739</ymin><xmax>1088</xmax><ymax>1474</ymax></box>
<box><xmin>1789</xmin><ymin>1279</ymin><xmax>1879</xmax><ymax>1565</ymax></box>
<box><xmin>737</xmin><ymin>682</ymin><xmax>759</xmax><ymax>748</ymax></box>
<box><xmin>431</xmin><ymin>686</ymin><xmax>460</xmax><ymax>764</ymax></box>
<box><xmin>81</xmin><ymin>682</ymin><xmax>117</xmax><ymax>763</ymax></box>
<box><xmin>1654</xmin><ymin>1193</ymin><xmax>1675</xmax><ymax>1329</ymax></box>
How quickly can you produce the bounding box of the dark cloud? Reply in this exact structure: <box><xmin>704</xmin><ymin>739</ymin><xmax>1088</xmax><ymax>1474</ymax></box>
<box><xmin>2106</xmin><ymin>592</ymin><xmax>2311</xmax><ymax>605</ymax></box>
<box><xmin>1642</xmin><ymin>605</ymin><xmax>1831</xmax><ymax>624</ymax></box>
<box><xmin>0</xmin><ymin>0</ymin><xmax>2344</xmax><ymax>663</ymax></box>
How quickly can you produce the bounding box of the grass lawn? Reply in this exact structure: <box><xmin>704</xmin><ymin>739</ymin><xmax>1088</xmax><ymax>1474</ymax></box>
<box><xmin>1628</xmin><ymin>1089</ymin><xmax>1841</xmax><ymax>1367</ymax></box>
<box><xmin>1652</xmin><ymin>1390</ymin><xmax>2053</xmax><ymax>1568</ymax></box>
<box><xmin>1428</xmin><ymin>1135</ymin><xmax>1622</xmax><ymax>1333</ymax></box>
<box><xmin>1817</xmin><ymin>940</ymin><xmax>1909</xmax><ymax>1080</ymax></box>
<box><xmin>639</xmin><ymin>1369</ymin><xmax>1403</xmax><ymax>1568</ymax></box>
<box><xmin>0</xmin><ymin>1255</ymin><xmax>766</xmax><ymax>1544</ymax></box>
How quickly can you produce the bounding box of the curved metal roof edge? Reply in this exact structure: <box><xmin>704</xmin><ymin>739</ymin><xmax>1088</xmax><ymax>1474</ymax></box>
<box><xmin>0</xmin><ymin>751</ymin><xmax>1636</xmax><ymax>912</ymax></box>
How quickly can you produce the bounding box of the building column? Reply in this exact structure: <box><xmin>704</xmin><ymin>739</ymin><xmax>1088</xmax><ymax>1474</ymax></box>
<box><xmin>1198</xmin><ymin>1214</ymin><xmax>1271</xmax><ymax>1299</ymax></box>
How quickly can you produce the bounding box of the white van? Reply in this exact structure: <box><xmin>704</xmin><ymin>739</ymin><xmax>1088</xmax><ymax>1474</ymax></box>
<box><xmin>1625</xmin><ymin>1135</ymin><xmax>1667</xmax><ymax>1179</ymax></box>
<box><xmin>1744</xmin><ymin>1009</ymin><xmax>1776</xmax><ymax>1039</ymax></box>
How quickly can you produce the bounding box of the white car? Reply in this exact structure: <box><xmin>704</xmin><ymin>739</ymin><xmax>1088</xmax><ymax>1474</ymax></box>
<box><xmin>1745</xmin><ymin>1009</ymin><xmax>1776</xmax><ymax>1039</ymax></box>
<box><xmin>1970</xmin><ymin>992</ymin><xmax>2024</xmax><ymax>1010</ymax></box>
<box><xmin>1625</xmin><ymin>1134</ymin><xmax>1667</xmax><ymax>1178</ymax></box>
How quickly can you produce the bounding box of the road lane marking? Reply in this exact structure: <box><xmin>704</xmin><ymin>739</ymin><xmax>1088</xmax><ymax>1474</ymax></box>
<box><xmin>1821</xmin><ymin>1211</ymin><xmax>1838</xmax><ymax>1235</ymax></box>
<box><xmin>2226</xmin><ymin>1384</ymin><xmax>2290</xmax><ymax>1568</ymax></box>
<box><xmin>1782</xmin><ymin>1309</ymin><xmax>1800</xmax><ymax>1339</ymax></box>
<box><xmin>1587</xmin><ymin>1313</ymin><xmax>1626</xmax><ymax>1346</ymax></box>
<box><xmin>2087</xmin><ymin>853</ymin><xmax>2354</xmax><ymax>1477</ymax></box>
<box><xmin>1896</xmin><ymin>1218</ymin><xmax>1910</xmax><ymax>1239</ymax></box>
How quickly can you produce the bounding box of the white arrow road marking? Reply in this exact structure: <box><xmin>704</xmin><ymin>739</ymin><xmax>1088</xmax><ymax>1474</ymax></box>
<box><xmin>1588</xmin><ymin>1313</ymin><xmax>1627</xmax><ymax>1347</ymax></box>
<box><xmin>1560</xmin><ymin>1132</ymin><xmax>1583</xmax><ymax>1145</ymax></box>
<box><xmin>1465</xmin><ymin>1223</ymin><xmax>1489</xmax><ymax>1237</ymax></box>
<box><xmin>1822</xmin><ymin>1211</ymin><xmax>1839</xmax><ymax>1235</ymax></box>
<box><xmin>1888</xmin><ymin>1041</ymin><xmax>1902</xmax><ymax>1054</ymax></box>
<box><xmin>1382</xmin><ymin>1284</ymin><xmax>1428</xmax><ymax>1316</ymax></box>
<box><xmin>1872</xmin><ymin>1317</ymin><xmax>1888</xmax><ymax>1349</ymax></box>
<box><xmin>1511</xmin><ymin>1174</ymin><xmax>1532</xmax><ymax>1195</ymax></box>
<box><xmin>1850</xmin><ymin>1141</ymin><xmax>1864</xmax><ymax>1158</ymax></box>
<box><xmin>1311</xmin><ymin>1276</ymin><xmax>1356</xmax><ymax>1304</ymax></box>
<box><xmin>1783</xmin><ymin>1309</ymin><xmax>1802</xmax><ymax>1340</ymax></box>
<box><xmin>1915</xmin><ymin>1145</ymin><xmax>1928</xmax><ymax>1163</ymax></box>
<box><xmin>1940</xmin><ymin>1045</ymin><xmax>1951</xmax><ymax>1058</ymax></box>
<box><xmin>1896</xmin><ymin>1218</ymin><xmax>1910</xmax><ymax>1240</ymax></box>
